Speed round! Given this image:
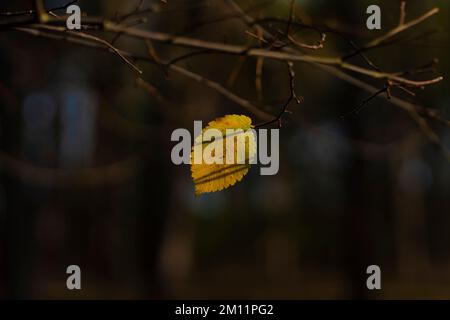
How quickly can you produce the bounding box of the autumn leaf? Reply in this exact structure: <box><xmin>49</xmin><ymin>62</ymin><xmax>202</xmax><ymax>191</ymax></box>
<box><xmin>191</xmin><ymin>114</ymin><xmax>256</xmax><ymax>196</ymax></box>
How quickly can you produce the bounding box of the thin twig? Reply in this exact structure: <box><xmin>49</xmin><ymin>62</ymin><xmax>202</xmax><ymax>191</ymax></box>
<box><xmin>399</xmin><ymin>1</ymin><xmax>407</xmax><ymax>26</ymax></box>
<box><xmin>364</xmin><ymin>7</ymin><xmax>439</xmax><ymax>51</ymax></box>
<box><xmin>255</xmin><ymin>61</ymin><xmax>301</xmax><ymax>128</ymax></box>
<box><xmin>21</xmin><ymin>24</ymin><xmax>143</xmax><ymax>74</ymax></box>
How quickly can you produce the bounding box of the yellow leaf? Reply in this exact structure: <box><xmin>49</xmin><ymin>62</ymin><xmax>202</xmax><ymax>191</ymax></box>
<box><xmin>191</xmin><ymin>114</ymin><xmax>256</xmax><ymax>195</ymax></box>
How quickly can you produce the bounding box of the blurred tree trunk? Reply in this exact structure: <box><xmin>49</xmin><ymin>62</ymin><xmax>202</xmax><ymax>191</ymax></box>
<box><xmin>342</xmin><ymin>99</ymin><xmax>372</xmax><ymax>299</ymax></box>
<box><xmin>0</xmin><ymin>88</ymin><xmax>30</xmax><ymax>298</ymax></box>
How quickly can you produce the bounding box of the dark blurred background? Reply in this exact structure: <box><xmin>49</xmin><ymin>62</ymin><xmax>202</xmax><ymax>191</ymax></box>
<box><xmin>0</xmin><ymin>0</ymin><xmax>449</xmax><ymax>299</ymax></box>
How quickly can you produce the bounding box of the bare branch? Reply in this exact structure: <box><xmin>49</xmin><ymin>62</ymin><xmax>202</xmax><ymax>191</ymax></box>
<box><xmin>3</xmin><ymin>0</ymin><xmax>448</xmax><ymax>159</ymax></box>
<box><xmin>357</xmin><ymin>7</ymin><xmax>440</xmax><ymax>54</ymax></box>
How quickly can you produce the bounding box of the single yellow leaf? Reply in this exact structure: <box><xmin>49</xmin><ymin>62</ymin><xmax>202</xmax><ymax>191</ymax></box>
<box><xmin>191</xmin><ymin>114</ymin><xmax>256</xmax><ymax>195</ymax></box>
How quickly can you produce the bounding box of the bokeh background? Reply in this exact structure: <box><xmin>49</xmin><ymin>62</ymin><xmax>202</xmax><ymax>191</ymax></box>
<box><xmin>0</xmin><ymin>0</ymin><xmax>449</xmax><ymax>299</ymax></box>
